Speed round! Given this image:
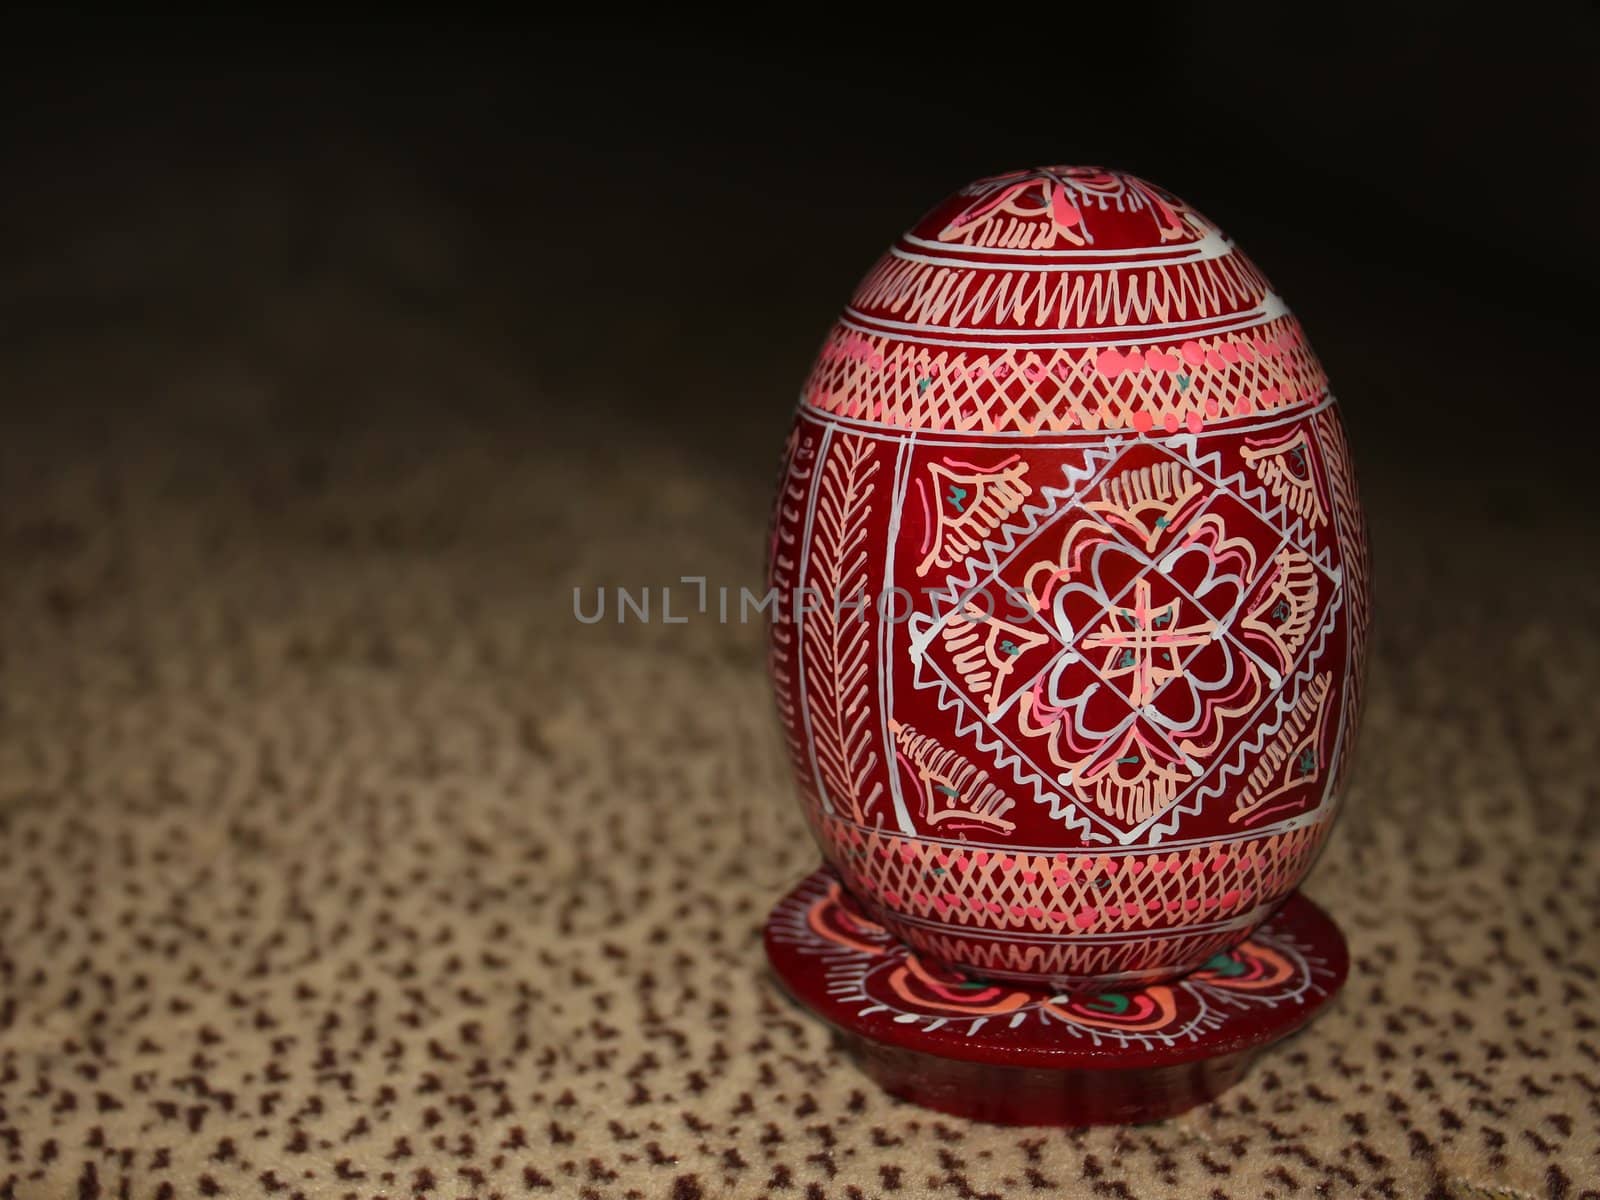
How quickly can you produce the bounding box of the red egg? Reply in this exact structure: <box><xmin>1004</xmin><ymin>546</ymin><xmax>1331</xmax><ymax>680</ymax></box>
<box><xmin>766</xmin><ymin>167</ymin><xmax>1370</xmax><ymax>988</ymax></box>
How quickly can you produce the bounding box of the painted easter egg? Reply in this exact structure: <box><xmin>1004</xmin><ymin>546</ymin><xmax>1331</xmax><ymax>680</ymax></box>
<box><xmin>766</xmin><ymin>167</ymin><xmax>1370</xmax><ymax>988</ymax></box>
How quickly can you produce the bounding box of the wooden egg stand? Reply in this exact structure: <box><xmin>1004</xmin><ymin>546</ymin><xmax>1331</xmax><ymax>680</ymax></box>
<box><xmin>764</xmin><ymin>870</ymin><xmax>1347</xmax><ymax>1126</ymax></box>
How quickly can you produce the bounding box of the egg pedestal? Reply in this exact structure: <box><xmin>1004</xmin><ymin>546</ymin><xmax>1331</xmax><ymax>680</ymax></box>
<box><xmin>762</xmin><ymin>168</ymin><xmax>1369</xmax><ymax>1126</ymax></box>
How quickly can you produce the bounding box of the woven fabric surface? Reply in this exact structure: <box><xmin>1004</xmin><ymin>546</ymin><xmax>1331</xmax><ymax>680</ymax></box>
<box><xmin>0</xmin><ymin>123</ymin><xmax>1595</xmax><ymax>1200</ymax></box>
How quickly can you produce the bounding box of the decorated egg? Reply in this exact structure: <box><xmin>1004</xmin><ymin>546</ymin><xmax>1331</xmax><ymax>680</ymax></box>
<box><xmin>766</xmin><ymin>167</ymin><xmax>1369</xmax><ymax>988</ymax></box>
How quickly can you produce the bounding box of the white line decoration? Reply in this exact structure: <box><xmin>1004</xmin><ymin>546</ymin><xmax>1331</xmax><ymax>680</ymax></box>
<box><xmin>766</xmin><ymin>427</ymin><xmax>818</xmax><ymax>806</ymax></box>
<box><xmin>801</xmin><ymin>431</ymin><xmax>884</xmax><ymax>823</ymax></box>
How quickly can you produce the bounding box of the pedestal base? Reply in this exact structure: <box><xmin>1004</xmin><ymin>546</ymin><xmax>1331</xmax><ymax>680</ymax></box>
<box><xmin>763</xmin><ymin>869</ymin><xmax>1348</xmax><ymax>1127</ymax></box>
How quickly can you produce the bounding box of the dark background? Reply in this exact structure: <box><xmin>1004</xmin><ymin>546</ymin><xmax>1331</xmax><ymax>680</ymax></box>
<box><xmin>0</xmin><ymin>16</ymin><xmax>1594</xmax><ymax>556</ymax></box>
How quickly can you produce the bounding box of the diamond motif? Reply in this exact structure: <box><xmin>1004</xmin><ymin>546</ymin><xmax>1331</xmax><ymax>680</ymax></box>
<box><xmin>903</xmin><ymin>430</ymin><xmax>1346</xmax><ymax>844</ymax></box>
